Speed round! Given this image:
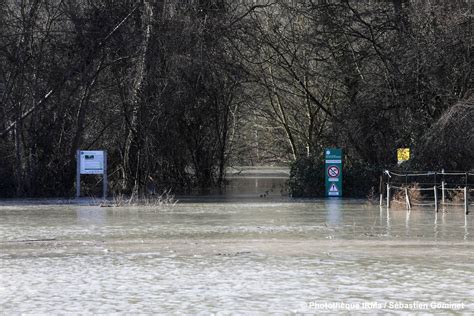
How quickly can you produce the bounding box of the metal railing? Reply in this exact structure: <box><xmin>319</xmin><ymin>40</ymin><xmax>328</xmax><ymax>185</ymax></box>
<box><xmin>381</xmin><ymin>170</ymin><xmax>472</xmax><ymax>214</ymax></box>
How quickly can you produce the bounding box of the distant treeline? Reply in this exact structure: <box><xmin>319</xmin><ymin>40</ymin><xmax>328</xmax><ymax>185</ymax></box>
<box><xmin>0</xmin><ymin>1</ymin><xmax>472</xmax><ymax>197</ymax></box>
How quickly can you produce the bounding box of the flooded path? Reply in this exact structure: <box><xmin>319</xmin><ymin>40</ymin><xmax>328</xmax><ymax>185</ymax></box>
<box><xmin>1</xmin><ymin>200</ymin><xmax>473</xmax><ymax>314</ymax></box>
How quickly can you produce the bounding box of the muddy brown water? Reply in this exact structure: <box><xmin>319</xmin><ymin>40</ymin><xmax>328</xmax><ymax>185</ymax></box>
<box><xmin>0</xmin><ymin>198</ymin><xmax>473</xmax><ymax>314</ymax></box>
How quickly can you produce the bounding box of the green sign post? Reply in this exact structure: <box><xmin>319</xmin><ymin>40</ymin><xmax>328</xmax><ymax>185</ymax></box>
<box><xmin>325</xmin><ymin>148</ymin><xmax>342</xmax><ymax>197</ymax></box>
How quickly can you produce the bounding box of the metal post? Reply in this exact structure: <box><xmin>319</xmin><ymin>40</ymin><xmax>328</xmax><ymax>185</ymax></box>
<box><xmin>103</xmin><ymin>150</ymin><xmax>108</xmax><ymax>200</ymax></box>
<box><xmin>379</xmin><ymin>175</ymin><xmax>383</xmax><ymax>206</ymax></box>
<box><xmin>76</xmin><ymin>150</ymin><xmax>81</xmax><ymax>198</ymax></box>
<box><xmin>441</xmin><ymin>181</ymin><xmax>445</xmax><ymax>205</ymax></box>
<box><xmin>441</xmin><ymin>169</ymin><xmax>445</xmax><ymax>205</ymax></box>
<box><xmin>465</xmin><ymin>187</ymin><xmax>469</xmax><ymax>215</ymax></box>
<box><xmin>405</xmin><ymin>187</ymin><xmax>411</xmax><ymax>210</ymax></box>
<box><xmin>434</xmin><ymin>186</ymin><xmax>438</xmax><ymax>213</ymax></box>
<box><xmin>387</xmin><ymin>184</ymin><xmax>391</xmax><ymax>208</ymax></box>
<box><xmin>465</xmin><ymin>173</ymin><xmax>469</xmax><ymax>215</ymax></box>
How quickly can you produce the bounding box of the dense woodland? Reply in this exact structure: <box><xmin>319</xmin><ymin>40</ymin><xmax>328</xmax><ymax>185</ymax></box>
<box><xmin>0</xmin><ymin>0</ymin><xmax>472</xmax><ymax>197</ymax></box>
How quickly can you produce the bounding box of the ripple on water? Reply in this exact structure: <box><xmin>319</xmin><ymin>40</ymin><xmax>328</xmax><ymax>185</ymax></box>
<box><xmin>1</xmin><ymin>252</ymin><xmax>473</xmax><ymax>313</ymax></box>
<box><xmin>0</xmin><ymin>201</ymin><xmax>473</xmax><ymax>313</ymax></box>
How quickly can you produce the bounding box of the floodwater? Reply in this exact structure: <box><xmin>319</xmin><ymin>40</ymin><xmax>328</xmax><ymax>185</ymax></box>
<box><xmin>1</xmin><ymin>199</ymin><xmax>473</xmax><ymax>314</ymax></box>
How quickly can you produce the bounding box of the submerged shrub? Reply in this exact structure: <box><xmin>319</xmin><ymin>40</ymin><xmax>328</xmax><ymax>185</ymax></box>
<box><xmin>343</xmin><ymin>160</ymin><xmax>381</xmax><ymax>198</ymax></box>
<box><xmin>102</xmin><ymin>189</ymin><xmax>177</xmax><ymax>208</ymax></box>
<box><xmin>392</xmin><ymin>183</ymin><xmax>422</xmax><ymax>209</ymax></box>
<box><xmin>448</xmin><ymin>187</ymin><xmax>465</xmax><ymax>203</ymax></box>
<box><xmin>288</xmin><ymin>156</ymin><xmax>325</xmax><ymax>197</ymax></box>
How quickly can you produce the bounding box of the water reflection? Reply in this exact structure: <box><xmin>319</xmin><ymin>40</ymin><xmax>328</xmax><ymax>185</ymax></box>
<box><xmin>464</xmin><ymin>213</ymin><xmax>469</xmax><ymax>240</ymax></box>
<box><xmin>405</xmin><ymin>209</ymin><xmax>410</xmax><ymax>237</ymax></box>
<box><xmin>386</xmin><ymin>207</ymin><xmax>391</xmax><ymax>237</ymax></box>
<box><xmin>76</xmin><ymin>207</ymin><xmax>107</xmax><ymax>225</ymax></box>
<box><xmin>0</xmin><ymin>201</ymin><xmax>471</xmax><ymax>243</ymax></box>
<box><xmin>325</xmin><ymin>198</ymin><xmax>342</xmax><ymax>226</ymax></box>
<box><xmin>0</xmin><ymin>201</ymin><xmax>473</xmax><ymax>313</ymax></box>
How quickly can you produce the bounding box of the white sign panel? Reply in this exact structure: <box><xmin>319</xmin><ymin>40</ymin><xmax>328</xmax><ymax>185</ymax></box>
<box><xmin>80</xmin><ymin>150</ymin><xmax>104</xmax><ymax>174</ymax></box>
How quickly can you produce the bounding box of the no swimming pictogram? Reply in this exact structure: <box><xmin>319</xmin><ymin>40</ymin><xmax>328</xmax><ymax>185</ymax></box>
<box><xmin>327</xmin><ymin>165</ymin><xmax>340</xmax><ymax>178</ymax></box>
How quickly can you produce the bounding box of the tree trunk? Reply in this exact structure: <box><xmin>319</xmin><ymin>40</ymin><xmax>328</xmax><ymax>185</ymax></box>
<box><xmin>122</xmin><ymin>0</ymin><xmax>155</xmax><ymax>195</ymax></box>
<box><xmin>269</xmin><ymin>66</ymin><xmax>298</xmax><ymax>160</ymax></box>
<box><xmin>68</xmin><ymin>67</ymin><xmax>101</xmax><ymax>182</ymax></box>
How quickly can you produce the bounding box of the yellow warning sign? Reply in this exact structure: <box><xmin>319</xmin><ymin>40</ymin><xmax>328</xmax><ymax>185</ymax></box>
<box><xmin>397</xmin><ymin>148</ymin><xmax>410</xmax><ymax>163</ymax></box>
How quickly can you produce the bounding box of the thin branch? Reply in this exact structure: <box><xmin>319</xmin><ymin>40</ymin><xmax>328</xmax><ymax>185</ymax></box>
<box><xmin>0</xmin><ymin>4</ymin><xmax>140</xmax><ymax>138</ymax></box>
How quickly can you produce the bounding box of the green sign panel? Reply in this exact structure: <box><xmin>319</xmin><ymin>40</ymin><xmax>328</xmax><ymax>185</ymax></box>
<box><xmin>325</xmin><ymin>148</ymin><xmax>342</xmax><ymax>197</ymax></box>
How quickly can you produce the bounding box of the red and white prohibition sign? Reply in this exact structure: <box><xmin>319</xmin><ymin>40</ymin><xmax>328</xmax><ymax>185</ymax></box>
<box><xmin>327</xmin><ymin>165</ymin><xmax>340</xmax><ymax>178</ymax></box>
